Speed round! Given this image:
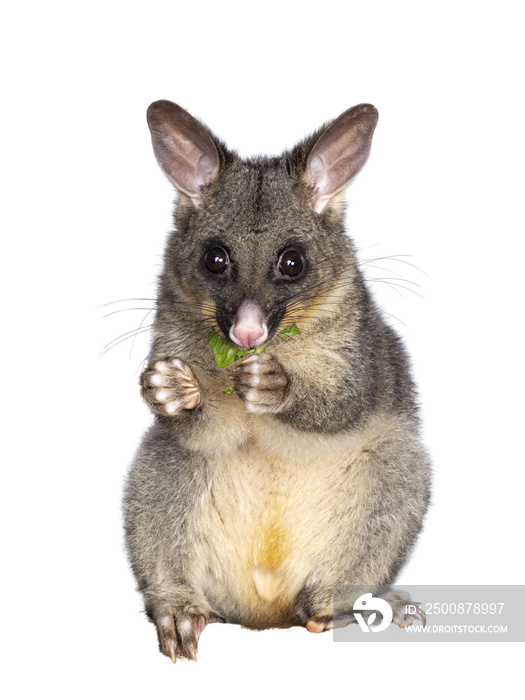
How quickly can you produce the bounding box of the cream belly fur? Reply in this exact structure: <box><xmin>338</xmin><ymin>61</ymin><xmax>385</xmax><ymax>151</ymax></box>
<box><xmin>188</xmin><ymin>412</ymin><xmax>406</xmax><ymax>627</ymax></box>
<box><xmin>194</xmin><ymin>440</ymin><xmax>336</xmax><ymax>626</ymax></box>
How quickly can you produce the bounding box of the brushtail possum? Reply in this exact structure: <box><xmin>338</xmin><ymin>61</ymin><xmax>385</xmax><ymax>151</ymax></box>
<box><xmin>123</xmin><ymin>100</ymin><xmax>432</xmax><ymax>662</ymax></box>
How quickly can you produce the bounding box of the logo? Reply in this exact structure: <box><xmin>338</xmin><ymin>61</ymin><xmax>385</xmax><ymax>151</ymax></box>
<box><xmin>353</xmin><ymin>593</ymin><xmax>393</xmax><ymax>633</ymax></box>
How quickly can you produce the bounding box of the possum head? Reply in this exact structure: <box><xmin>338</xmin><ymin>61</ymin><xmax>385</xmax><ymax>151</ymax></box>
<box><xmin>147</xmin><ymin>100</ymin><xmax>378</xmax><ymax>351</ymax></box>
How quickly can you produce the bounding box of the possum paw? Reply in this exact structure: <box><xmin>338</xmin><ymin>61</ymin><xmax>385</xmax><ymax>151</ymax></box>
<box><xmin>388</xmin><ymin>594</ymin><xmax>426</xmax><ymax>628</ymax></box>
<box><xmin>371</xmin><ymin>591</ymin><xmax>426</xmax><ymax>628</ymax></box>
<box><xmin>306</xmin><ymin>612</ymin><xmax>366</xmax><ymax>632</ymax></box>
<box><xmin>306</xmin><ymin>594</ymin><xmax>426</xmax><ymax>632</ymax></box>
<box><xmin>233</xmin><ymin>353</ymin><xmax>288</xmax><ymax>414</ymax></box>
<box><xmin>141</xmin><ymin>358</ymin><xmax>201</xmax><ymax>416</ymax></box>
<box><xmin>155</xmin><ymin>607</ymin><xmax>225</xmax><ymax>663</ymax></box>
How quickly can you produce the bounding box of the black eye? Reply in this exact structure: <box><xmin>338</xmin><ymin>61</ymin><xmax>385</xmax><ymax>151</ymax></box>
<box><xmin>204</xmin><ymin>246</ymin><xmax>229</xmax><ymax>275</ymax></box>
<box><xmin>278</xmin><ymin>249</ymin><xmax>304</xmax><ymax>278</ymax></box>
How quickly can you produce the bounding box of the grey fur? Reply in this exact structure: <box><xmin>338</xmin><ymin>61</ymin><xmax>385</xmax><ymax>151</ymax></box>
<box><xmin>123</xmin><ymin>101</ymin><xmax>432</xmax><ymax>661</ymax></box>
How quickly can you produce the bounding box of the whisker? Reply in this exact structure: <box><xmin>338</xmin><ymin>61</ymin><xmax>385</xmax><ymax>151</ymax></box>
<box><xmin>170</xmin><ymin>323</ymin><xmax>219</xmax><ymax>357</ymax></box>
<box><xmin>102</xmin><ymin>324</ymin><xmax>154</xmax><ymax>351</ymax></box>
<box><xmin>102</xmin><ymin>296</ymin><xmax>217</xmax><ymax>315</ymax></box>
<box><xmin>360</xmin><ymin>263</ymin><xmax>422</xmax><ymax>286</ymax></box>
<box><xmin>157</xmin><ymin>299</ymin><xmax>217</xmax><ymax>312</ymax></box>
<box><xmin>284</xmin><ymin>280</ymin><xmax>351</xmax><ymax>310</ymax></box>
<box><xmin>368</xmin><ymin>275</ymin><xmax>421</xmax><ymax>288</ymax></box>
<box><xmin>381</xmin><ymin>312</ymin><xmax>407</xmax><ymax>328</ymax></box>
<box><xmin>100</xmin><ymin>326</ymin><xmax>153</xmax><ymax>357</ymax></box>
<box><xmin>135</xmin><ymin>354</ymin><xmax>150</xmax><ymax>377</ymax></box>
<box><xmin>360</xmin><ymin>254</ymin><xmax>427</xmax><ymax>277</ymax></box>
<box><xmin>102</xmin><ymin>307</ymin><xmax>154</xmax><ymax>318</ymax></box>
<box><xmin>365</xmin><ymin>278</ymin><xmax>424</xmax><ymax>299</ymax></box>
<box><xmin>159</xmin><ymin>314</ymin><xmax>217</xmax><ymax>328</ymax></box>
<box><xmin>280</xmin><ymin>270</ymin><xmax>351</xmax><ymax>307</ymax></box>
<box><xmin>129</xmin><ymin>309</ymin><xmax>155</xmax><ymax>359</ymax></box>
<box><xmin>368</xmin><ymin>278</ymin><xmax>403</xmax><ymax>298</ymax></box>
<box><xmin>100</xmin><ymin>298</ymin><xmax>156</xmax><ymax>308</ymax></box>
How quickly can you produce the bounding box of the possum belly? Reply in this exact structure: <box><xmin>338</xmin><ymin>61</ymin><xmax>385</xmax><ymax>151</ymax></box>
<box><xmin>192</xmin><ymin>439</ymin><xmax>341</xmax><ymax>628</ymax></box>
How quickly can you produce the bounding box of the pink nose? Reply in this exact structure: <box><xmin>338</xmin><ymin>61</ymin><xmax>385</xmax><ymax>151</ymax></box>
<box><xmin>229</xmin><ymin>301</ymin><xmax>268</xmax><ymax>349</ymax></box>
<box><xmin>230</xmin><ymin>324</ymin><xmax>266</xmax><ymax>349</ymax></box>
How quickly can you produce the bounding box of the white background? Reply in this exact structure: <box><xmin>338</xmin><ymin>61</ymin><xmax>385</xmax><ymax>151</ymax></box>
<box><xmin>2</xmin><ymin>1</ymin><xmax>524</xmax><ymax>698</ymax></box>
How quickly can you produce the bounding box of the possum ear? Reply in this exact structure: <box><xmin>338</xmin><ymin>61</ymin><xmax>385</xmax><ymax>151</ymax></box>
<box><xmin>304</xmin><ymin>104</ymin><xmax>378</xmax><ymax>213</ymax></box>
<box><xmin>147</xmin><ymin>100</ymin><xmax>220</xmax><ymax>207</ymax></box>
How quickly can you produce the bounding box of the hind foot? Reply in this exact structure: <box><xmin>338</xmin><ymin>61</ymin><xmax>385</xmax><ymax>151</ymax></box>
<box><xmin>386</xmin><ymin>591</ymin><xmax>426</xmax><ymax>628</ymax></box>
<box><xmin>306</xmin><ymin>591</ymin><xmax>426</xmax><ymax>633</ymax></box>
<box><xmin>155</xmin><ymin>606</ymin><xmax>226</xmax><ymax>663</ymax></box>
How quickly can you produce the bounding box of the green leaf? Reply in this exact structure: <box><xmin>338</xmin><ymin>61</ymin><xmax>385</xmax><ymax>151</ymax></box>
<box><xmin>208</xmin><ymin>323</ymin><xmax>300</xmax><ymax>369</ymax></box>
<box><xmin>208</xmin><ymin>333</ymin><xmax>260</xmax><ymax>369</ymax></box>
<box><xmin>277</xmin><ymin>322</ymin><xmax>300</xmax><ymax>338</ymax></box>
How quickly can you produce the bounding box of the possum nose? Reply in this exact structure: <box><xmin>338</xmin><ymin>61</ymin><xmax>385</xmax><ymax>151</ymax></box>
<box><xmin>229</xmin><ymin>301</ymin><xmax>268</xmax><ymax>349</ymax></box>
<box><xmin>232</xmin><ymin>326</ymin><xmax>267</xmax><ymax>349</ymax></box>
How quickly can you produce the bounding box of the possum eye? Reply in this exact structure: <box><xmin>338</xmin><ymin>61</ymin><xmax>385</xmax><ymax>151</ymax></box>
<box><xmin>204</xmin><ymin>246</ymin><xmax>229</xmax><ymax>275</ymax></box>
<box><xmin>278</xmin><ymin>249</ymin><xmax>304</xmax><ymax>278</ymax></box>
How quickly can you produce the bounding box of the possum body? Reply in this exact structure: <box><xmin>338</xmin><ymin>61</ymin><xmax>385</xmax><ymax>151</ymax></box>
<box><xmin>123</xmin><ymin>101</ymin><xmax>432</xmax><ymax>661</ymax></box>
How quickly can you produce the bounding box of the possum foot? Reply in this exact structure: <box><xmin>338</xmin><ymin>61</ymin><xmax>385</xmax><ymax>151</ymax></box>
<box><xmin>141</xmin><ymin>358</ymin><xmax>201</xmax><ymax>416</ymax></box>
<box><xmin>306</xmin><ymin>592</ymin><xmax>426</xmax><ymax>633</ymax></box>
<box><xmin>155</xmin><ymin>606</ymin><xmax>226</xmax><ymax>662</ymax></box>
<box><xmin>306</xmin><ymin>611</ymin><xmax>373</xmax><ymax>633</ymax></box>
<box><xmin>233</xmin><ymin>353</ymin><xmax>288</xmax><ymax>414</ymax></box>
<box><xmin>387</xmin><ymin>592</ymin><xmax>426</xmax><ymax>628</ymax></box>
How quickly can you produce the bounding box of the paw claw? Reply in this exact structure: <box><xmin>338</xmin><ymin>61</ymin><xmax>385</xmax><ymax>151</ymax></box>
<box><xmin>192</xmin><ymin>615</ymin><xmax>206</xmax><ymax>641</ymax></box>
<box><xmin>157</xmin><ymin>614</ymin><xmax>179</xmax><ymax>663</ymax></box>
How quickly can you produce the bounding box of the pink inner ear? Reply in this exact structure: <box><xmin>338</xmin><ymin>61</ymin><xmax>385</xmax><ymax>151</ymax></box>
<box><xmin>147</xmin><ymin>100</ymin><xmax>220</xmax><ymax>205</ymax></box>
<box><xmin>307</xmin><ymin>154</ymin><xmax>329</xmax><ymax>194</ymax></box>
<box><xmin>304</xmin><ymin>104</ymin><xmax>378</xmax><ymax>213</ymax></box>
